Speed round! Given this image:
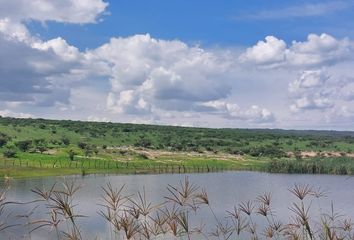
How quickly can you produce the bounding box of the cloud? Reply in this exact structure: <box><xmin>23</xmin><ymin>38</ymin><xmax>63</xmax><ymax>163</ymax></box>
<box><xmin>93</xmin><ymin>34</ymin><xmax>243</xmax><ymax>115</ymax></box>
<box><xmin>107</xmin><ymin>90</ymin><xmax>151</xmax><ymax>115</ymax></box>
<box><xmin>0</xmin><ymin>32</ymin><xmax>73</xmax><ymax>106</ymax></box>
<box><xmin>288</xmin><ymin>34</ymin><xmax>353</xmax><ymax>67</ymax></box>
<box><xmin>0</xmin><ymin>0</ymin><xmax>110</xmax><ymax>109</ymax></box>
<box><xmin>3</xmin><ymin>18</ymin><xmax>277</xmax><ymax>125</ymax></box>
<box><xmin>1</xmin><ymin>0</ymin><xmax>354</xmax><ymax>129</ymax></box>
<box><xmin>0</xmin><ymin>0</ymin><xmax>108</xmax><ymax>24</ymax></box>
<box><xmin>237</xmin><ymin>1</ymin><xmax>354</xmax><ymax>20</ymax></box>
<box><xmin>87</xmin><ymin>116</ymin><xmax>110</xmax><ymax>122</ymax></box>
<box><xmin>289</xmin><ymin>70</ymin><xmax>329</xmax><ymax>93</ymax></box>
<box><xmin>341</xmin><ymin>81</ymin><xmax>354</xmax><ymax>101</ymax></box>
<box><xmin>239</xmin><ymin>36</ymin><xmax>286</xmax><ymax>67</ymax></box>
<box><xmin>238</xmin><ymin>34</ymin><xmax>354</xmax><ymax>128</ymax></box>
<box><xmin>201</xmin><ymin>100</ymin><xmax>275</xmax><ymax>123</ymax></box>
<box><xmin>0</xmin><ymin>109</ymin><xmax>32</xmax><ymax>118</ymax></box>
<box><xmin>288</xmin><ymin>69</ymin><xmax>354</xmax><ymax>115</ymax></box>
<box><xmin>240</xmin><ymin>33</ymin><xmax>354</xmax><ymax>69</ymax></box>
<box><xmin>86</xmin><ymin>34</ymin><xmax>276</xmax><ymax>124</ymax></box>
<box><xmin>337</xmin><ymin>106</ymin><xmax>354</xmax><ymax>119</ymax></box>
<box><xmin>0</xmin><ymin>18</ymin><xmax>32</xmax><ymax>42</ymax></box>
<box><xmin>289</xmin><ymin>70</ymin><xmax>334</xmax><ymax>111</ymax></box>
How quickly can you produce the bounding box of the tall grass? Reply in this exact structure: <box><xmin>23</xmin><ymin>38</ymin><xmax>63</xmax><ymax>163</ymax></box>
<box><xmin>267</xmin><ymin>157</ymin><xmax>354</xmax><ymax>175</ymax></box>
<box><xmin>0</xmin><ymin>177</ymin><xmax>354</xmax><ymax>239</ymax></box>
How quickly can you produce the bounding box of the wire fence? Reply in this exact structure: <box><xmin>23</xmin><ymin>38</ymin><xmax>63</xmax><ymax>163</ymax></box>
<box><xmin>0</xmin><ymin>158</ymin><xmax>249</xmax><ymax>175</ymax></box>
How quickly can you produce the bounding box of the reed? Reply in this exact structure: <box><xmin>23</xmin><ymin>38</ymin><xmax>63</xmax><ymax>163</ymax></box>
<box><xmin>267</xmin><ymin>157</ymin><xmax>354</xmax><ymax>175</ymax></box>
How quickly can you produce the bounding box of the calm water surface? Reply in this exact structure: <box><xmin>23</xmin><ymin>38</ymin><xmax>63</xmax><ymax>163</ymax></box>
<box><xmin>1</xmin><ymin>171</ymin><xmax>354</xmax><ymax>239</ymax></box>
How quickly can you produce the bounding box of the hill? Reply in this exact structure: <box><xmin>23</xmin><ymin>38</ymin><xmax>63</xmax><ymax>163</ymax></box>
<box><xmin>0</xmin><ymin>116</ymin><xmax>354</xmax><ymax>178</ymax></box>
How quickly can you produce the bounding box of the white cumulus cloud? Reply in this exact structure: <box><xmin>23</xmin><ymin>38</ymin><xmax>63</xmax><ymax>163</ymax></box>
<box><xmin>289</xmin><ymin>70</ymin><xmax>334</xmax><ymax>111</ymax></box>
<box><xmin>201</xmin><ymin>100</ymin><xmax>275</xmax><ymax>123</ymax></box>
<box><xmin>93</xmin><ymin>34</ymin><xmax>246</xmax><ymax>116</ymax></box>
<box><xmin>240</xmin><ymin>33</ymin><xmax>354</xmax><ymax>69</ymax></box>
<box><xmin>1</xmin><ymin>0</ymin><xmax>354</xmax><ymax>129</ymax></box>
<box><xmin>239</xmin><ymin>36</ymin><xmax>286</xmax><ymax>67</ymax></box>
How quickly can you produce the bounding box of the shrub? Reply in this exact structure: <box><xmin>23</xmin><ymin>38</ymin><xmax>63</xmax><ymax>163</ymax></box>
<box><xmin>68</xmin><ymin>149</ymin><xmax>76</xmax><ymax>161</ymax></box>
<box><xmin>249</xmin><ymin>145</ymin><xmax>286</xmax><ymax>158</ymax></box>
<box><xmin>3</xmin><ymin>148</ymin><xmax>16</xmax><ymax>158</ymax></box>
<box><xmin>134</xmin><ymin>138</ymin><xmax>152</xmax><ymax>148</ymax></box>
<box><xmin>36</xmin><ymin>145</ymin><xmax>47</xmax><ymax>154</ymax></box>
<box><xmin>51</xmin><ymin>128</ymin><xmax>57</xmax><ymax>134</ymax></box>
<box><xmin>15</xmin><ymin>140</ymin><xmax>32</xmax><ymax>152</ymax></box>
<box><xmin>0</xmin><ymin>137</ymin><xmax>7</xmax><ymax>148</ymax></box>
<box><xmin>78</xmin><ymin>141</ymin><xmax>88</xmax><ymax>149</ymax></box>
<box><xmin>61</xmin><ymin>136</ymin><xmax>70</xmax><ymax>146</ymax></box>
<box><xmin>0</xmin><ymin>132</ymin><xmax>10</xmax><ymax>148</ymax></box>
<box><xmin>84</xmin><ymin>146</ymin><xmax>93</xmax><ymax>157</ymax></box>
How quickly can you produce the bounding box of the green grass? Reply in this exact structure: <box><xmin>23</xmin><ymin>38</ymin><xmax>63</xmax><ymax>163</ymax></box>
<box><xmin>0</xmin><ymin>145</ymin><xmax>269</xmax><ymax>178</ymax></box>
<box><xmin>0</xmin><ymin>152</ymin><xmax>265</xmax><ymax>178</ymax></box>
<box><xmin>266</xmin><ymin>157</ymin><xmax>354</xmax><ymax>175</ymax></box>
<box><xmin>0</xmin><ymin>116</ymin><xmax>354</xmax><ymax>178</ymax></box>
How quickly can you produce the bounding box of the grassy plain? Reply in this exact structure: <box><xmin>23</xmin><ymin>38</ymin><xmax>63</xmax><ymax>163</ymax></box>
<box><xmin>0</xmin><ymin>117</ymin><xmax>353</xmax><ymax>178</ymax></box>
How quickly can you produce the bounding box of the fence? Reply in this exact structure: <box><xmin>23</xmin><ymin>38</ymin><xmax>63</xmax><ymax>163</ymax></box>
<box><xmin>0</xmin><ymin>158</ymin><xmax>247</xmax><ymax>175</ymax></box>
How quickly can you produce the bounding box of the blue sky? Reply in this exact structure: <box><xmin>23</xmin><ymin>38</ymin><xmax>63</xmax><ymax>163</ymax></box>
<box><xmin>1</xmin><ymin>0</ymin><xmax>354</xmax><ymax>130</ymax></box>
<box><xmin>28</xmin><ymin>0</ymin><xmax>354</xmax><ymax>49</ymax></box>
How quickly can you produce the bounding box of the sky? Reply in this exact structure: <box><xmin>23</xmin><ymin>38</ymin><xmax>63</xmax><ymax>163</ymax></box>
<box><xmin>1</xmin><ymin>0</ymin><xmax>354</xmax><ymax>130</ymax></box>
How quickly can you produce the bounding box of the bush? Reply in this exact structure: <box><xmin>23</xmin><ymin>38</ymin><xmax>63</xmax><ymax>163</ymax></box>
<box><xmin>0</xmin><ymin>132</ymin><xmax>10</xmax><ymax>148</ymax></box>
<box><xmin>15</xmin><ymin>140</ymin><xmax>32</xmax><ymax>152</ymax></box>
<box><xmin>34</xmin><ymin>138</ymin><xmax>46</xmax><ymax>145</ymax></box>
<box><xmin>78</xmin><ymin>142</ymin><xmax>88</xmax><ymax>149</ymax></box>
<box><xmin>61</xmin><ymin>137</ymin><xmax>70</xmax><ymax>146</ymax></box>
<box><xmin>3</xmin><ymin>148</ymin><xmax>16</xmax><ymax>158</ymax></box>
<box><xmin>0</xmin><ymin>137</ymin><xmax>7</xmax><ymax>148</ymax></box>
<box><xmin>36</xmin><ymin>145</ymin><xmax>48</xmax><ymax>154</ymax></box>
<box><xmin>249</xmin><ymin>145</ymin><xmax>286</xmax><ymax>158</ymax></box>
<box><xmin>84</xmin><ymin>146</ymin><xmax>93</xmax><ymax>157</ymax></box>
<box><xmin>68</xmin><ymin>149</ymin><xmax>76</xmax><ymax>161</ymax></box>
<box><xmin>134</xmin><ymin>138</ymin><xmax>152</xmax><ymax>148</ymax></box>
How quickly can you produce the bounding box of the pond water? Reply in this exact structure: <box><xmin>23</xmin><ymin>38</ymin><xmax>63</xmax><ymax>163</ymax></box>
<box><xmin>1</xmin><ymin>171</ymin><xmax>354</xmax><ymax>239</ymax></box>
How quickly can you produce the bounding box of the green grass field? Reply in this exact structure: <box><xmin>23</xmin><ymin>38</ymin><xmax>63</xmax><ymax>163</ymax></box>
<box><xmin>0</xmin><ymin>116</ymin><xmax>353</xmax><ymax>178</ymax></box>
<box><xmin>0</xmin><ymin>149</ymin><xmax>266</xmax><ymax>178</ymax></box>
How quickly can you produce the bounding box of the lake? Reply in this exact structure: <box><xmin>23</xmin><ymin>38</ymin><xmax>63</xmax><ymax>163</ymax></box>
<box><xmin>1</xmin><ymin>171</ymin><xmax>354</xmax><ymax>239</ymax></box>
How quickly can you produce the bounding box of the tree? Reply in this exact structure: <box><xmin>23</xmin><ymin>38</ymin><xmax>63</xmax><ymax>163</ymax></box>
<box><xmin>0</xmin><ymin>137</ymin><xmax>7</xmax><ymax>148</ymax></box>
<box><xmin>3</xmin><ymin>148</ymin><xmax>16</xmax><ymax>158</ymax></box>
<box><xmin>134</xmin><ymin>138</ymin><xmax>152</xmax><ymax>148</ymax></box>
<box><xmin>0</xmin><ymin>132</ymin><xmax>9</xmax><ymax>148</ymax></box>
<box><xmin>78</xmin><ymin>141</ymin><xmax>88</xmax><ymax>149</ymax></box>
<box><xmin>61</xmin><ymin>137</ymin><xmax>70</xmax><ymax>146</ymax></box>
<box><xmin>34</xmin><ymin>139</ymin><xmax>47</xmax><ymax>154</ymax></box>
<box><xmin>15</xmin><ymin>140</ymin><xmax>32</xmax><ymax>152</ymax></box>
<box><xmin>68</xmin><ymin>149</ymin><xmax>76</xmax><ymax>161</ymax></box>
<box><xmin>294</xmin><ymin>150</ymin><xmax>302</xmax><ymax>161</ymax></box>
<box><xmin>84</xmin><ymin>146</ymin><xmax>93</xmax><ymax>157</ymax></box>
<box><xmin>37</xmin><ymin>145</ymin><xmax>48</xmax><ymax>154</ymax></box>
